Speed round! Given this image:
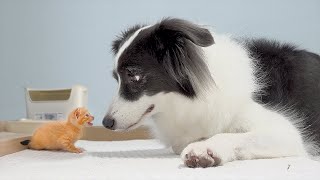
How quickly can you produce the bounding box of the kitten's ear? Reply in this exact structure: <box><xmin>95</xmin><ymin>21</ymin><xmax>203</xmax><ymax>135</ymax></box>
<box><xmin>74</xmin><ymin>108</ymin><xmax>81</xmax><ymax>119</ymax></box>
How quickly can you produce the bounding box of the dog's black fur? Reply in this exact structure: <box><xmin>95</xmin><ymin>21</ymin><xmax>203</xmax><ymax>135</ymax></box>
<box><xmin>248</xmin><ymin>39</ymin><xmax>320</xmax><ymax>149</ymax></box>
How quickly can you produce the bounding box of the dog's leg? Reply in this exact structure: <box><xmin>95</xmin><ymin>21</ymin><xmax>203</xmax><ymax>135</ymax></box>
<box><xmin>181</xmin><ymin>103</ymin><xmax>307</xmax><ymax>168</ymax></box>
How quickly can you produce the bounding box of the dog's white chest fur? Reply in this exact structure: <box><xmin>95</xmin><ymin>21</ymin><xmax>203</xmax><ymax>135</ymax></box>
<box><xmin>149</xmin><ymin>34</ymin><xmax>258</xmax><ymax>153</ymax></box>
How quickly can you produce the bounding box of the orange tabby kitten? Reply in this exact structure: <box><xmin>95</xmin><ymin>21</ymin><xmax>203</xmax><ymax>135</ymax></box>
<box><xmin>20</xmin><ymin>107</ymin><xmax>94</xmax><ymax>153</ymax></box>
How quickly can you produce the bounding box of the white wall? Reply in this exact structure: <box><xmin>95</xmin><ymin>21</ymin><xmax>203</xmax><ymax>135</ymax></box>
<box><xmin>0</xmin><ymin>0</ymin><xmax>319</xmax><ymax>125</ymax></box>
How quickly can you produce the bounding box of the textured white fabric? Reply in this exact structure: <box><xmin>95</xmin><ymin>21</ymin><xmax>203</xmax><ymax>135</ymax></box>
<box><xmin>1</xmin><ymin>140</ymin><xmax>320</xmax><ymax>180</ymax></box>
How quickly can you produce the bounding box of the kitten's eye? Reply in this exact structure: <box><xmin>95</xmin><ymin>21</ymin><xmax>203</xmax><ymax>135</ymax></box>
<box><xmin>85</xmin><ymin>114</ymin><xmax>89</xmax><ymax>117</ymax></box>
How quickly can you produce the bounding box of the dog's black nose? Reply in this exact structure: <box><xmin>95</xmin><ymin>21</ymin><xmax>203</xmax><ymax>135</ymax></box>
<box><xmin>102</xmin><ymin>116</ymin><xmax>115</xmax><ymax>130</ymax></box>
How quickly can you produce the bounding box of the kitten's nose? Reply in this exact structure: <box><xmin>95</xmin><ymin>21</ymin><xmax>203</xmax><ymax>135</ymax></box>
<box><xmin>102</xmin><ymin>116</ymin><xmax>115</xmax><ymax>130</ymax></box>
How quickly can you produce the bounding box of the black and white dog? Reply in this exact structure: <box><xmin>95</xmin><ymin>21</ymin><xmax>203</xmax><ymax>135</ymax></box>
<box><xmin>103</xmin><ymin>18</ymin><xmax>320</xmax><ymax>168</ymax></box>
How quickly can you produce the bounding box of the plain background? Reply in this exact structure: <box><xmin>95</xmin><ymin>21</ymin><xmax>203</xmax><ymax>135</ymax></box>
<box><xmin>0</xmin><ymin>0</ymin><xmax>319</xmax><ymax>125</ymax></box>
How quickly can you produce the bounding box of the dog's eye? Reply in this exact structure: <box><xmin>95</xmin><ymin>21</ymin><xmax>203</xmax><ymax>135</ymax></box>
<box><xmin>134</xmin><ymin>75</ymin><xmax>141</xmax><ymax>81</ymax></box>
<box><xmin>128</xmin><ymin>74</ymin><xmax>141</xmax><ymax>83</ymax></box>
<box><xmin>126</xmin><ymin>71</ymin><xmax>135</xmax><ymax>78</ymax></box>
<box><xmin>125</xmin><ymin>69</ymin><xmax>141</xmax><ymax>82</ymax></box>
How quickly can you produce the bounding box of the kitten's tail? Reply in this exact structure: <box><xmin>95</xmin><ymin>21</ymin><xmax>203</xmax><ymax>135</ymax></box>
<box><xmin>20</xmin><ymin>140</ymin><xmax>30</xmax><ymax>146</ymax></box>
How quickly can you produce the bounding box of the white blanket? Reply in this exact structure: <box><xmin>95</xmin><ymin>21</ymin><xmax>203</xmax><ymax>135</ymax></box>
<box><xmin>1</xmin><ymin>140</ymin><xmax>320</xmax><ymax>180</ymax></box>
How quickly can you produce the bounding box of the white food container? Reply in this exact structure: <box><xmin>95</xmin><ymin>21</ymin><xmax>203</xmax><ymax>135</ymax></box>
<box><xmin>25</xmin><ymin>85</ymin><xmax>88</xmax><ymax>120</ymax></box>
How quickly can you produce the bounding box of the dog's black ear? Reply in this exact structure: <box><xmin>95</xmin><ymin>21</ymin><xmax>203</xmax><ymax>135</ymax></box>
<box><xmin>155</xmin><ymin>18</ymin><xmax>214</xmax><ymax>48</ymax></box>
<box><xmin>151</xmin><ymin>18</ymin><xmax>214</xmax><ymax>98</ymax></box>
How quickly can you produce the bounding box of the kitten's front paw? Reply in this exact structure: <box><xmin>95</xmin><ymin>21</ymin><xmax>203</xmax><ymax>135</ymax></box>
<box><xmin>181</xmin><ymin>142</ymin><xmax>221</xmax><ymax>168</ymax></box>
<box><xmin>72</xmin><ymin>148</ymin><xmax>83</xmax><ymax>153</ymax></box>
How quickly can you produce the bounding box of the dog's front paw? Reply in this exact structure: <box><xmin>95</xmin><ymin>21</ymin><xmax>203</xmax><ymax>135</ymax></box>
<box><xmin>181</xmin><ymin>142</ymin><xmax>221</xmax><ymax>168</ymax></box>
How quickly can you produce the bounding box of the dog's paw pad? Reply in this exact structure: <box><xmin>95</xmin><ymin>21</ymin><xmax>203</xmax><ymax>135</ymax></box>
<box><xmin>182</xmin><ymin>143</ymin><xmax>221</xmax><ymax>168</ymax></box>
<box><xmin>184</xmin><ymin>151</ymin><xmax>200</xmax><ymax>168</ymax></box>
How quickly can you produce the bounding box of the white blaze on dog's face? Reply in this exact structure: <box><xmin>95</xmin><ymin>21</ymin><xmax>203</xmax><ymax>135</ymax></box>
<box><xmin>107</xmin><ymin>94</ymin><xmax>156</xmax><ymax>130</ymax></box>
<box><xmin>103</xmin><ymin>18</ymin><xmax>214</xmax><ymax>130</ymax></box>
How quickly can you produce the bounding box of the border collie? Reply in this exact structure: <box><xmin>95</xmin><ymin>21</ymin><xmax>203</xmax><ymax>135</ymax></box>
<box><xmin>103</xmin><ymin>18</ymin><xmax>320</xmax><ymax>168</ymax></box>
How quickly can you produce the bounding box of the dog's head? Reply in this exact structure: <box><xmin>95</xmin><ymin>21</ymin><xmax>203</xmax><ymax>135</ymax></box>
<box><xmin>103</xmin><ymin>18</ymin><xmax>214</xmax><ymax>130</ymax></box>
